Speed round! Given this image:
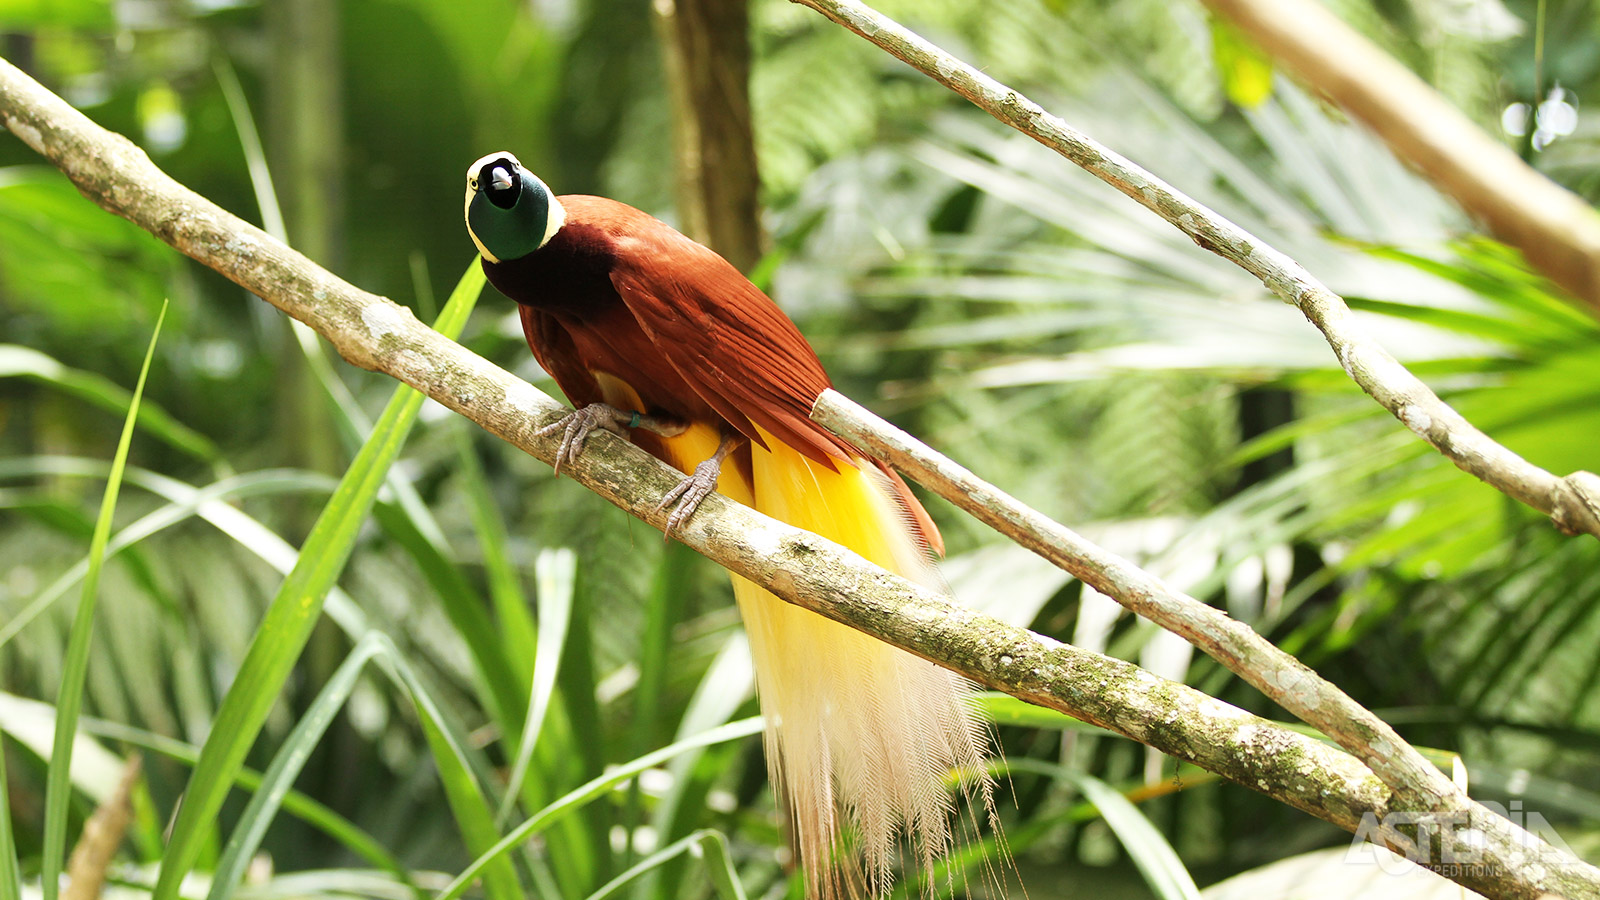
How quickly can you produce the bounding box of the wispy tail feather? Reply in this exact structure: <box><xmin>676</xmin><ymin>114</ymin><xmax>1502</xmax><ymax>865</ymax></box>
<box><xmin>737</xmin><ymin>430</ymin><xmax>994</xmax><ymax>897</ymax></box>
<box><xmin>594</xmin><ymin>374</ymin><xmax>998</xmax><ymax>897</ymax></box>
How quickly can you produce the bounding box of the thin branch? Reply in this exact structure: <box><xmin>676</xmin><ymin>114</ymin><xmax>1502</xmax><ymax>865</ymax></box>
<box><xmin>1203</xmin><ymin>0</ymin><xmax>1600</xmax><ymax>314</ymax></box>
<box><xmin>815</xmin><ymin>390</ymin><xmax>1438</xmax><ymax>794</ymax></box>
<box><xmin>1</xmin><ymin>56</ymin><xmax>1595</xmax><ymax>900</ymax></box>
<box><xmin>63</xmin><ymin>756</ymin><xmax>141</xmax><ymax>900</ymax></box>
<box><xmin>810</xmin><ymin>390</ymin><xmax>1593</xmax><ymax>895</ymax></box>
<box><xmin>785</xmin><ymin>0</ymin><xmax>1600</xmax><ymax>545</ymax></box>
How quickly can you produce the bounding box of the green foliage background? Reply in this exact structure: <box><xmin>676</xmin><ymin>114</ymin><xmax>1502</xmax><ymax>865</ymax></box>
<box><xmin>2</xmin><ymin>0</ymin><xmax>1600</xmax><ymax>897</ymax></box>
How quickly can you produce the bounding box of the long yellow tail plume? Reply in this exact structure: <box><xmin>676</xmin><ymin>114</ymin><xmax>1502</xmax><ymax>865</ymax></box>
<box><xmin>597</xmin><ymin>374</ymin><xmax>991</xmax><ymax>896</ymax></box>
<box><xmin>743</xmin><ymin>428</ymin><xmax>991</xmax><ymax>896</ymax></box>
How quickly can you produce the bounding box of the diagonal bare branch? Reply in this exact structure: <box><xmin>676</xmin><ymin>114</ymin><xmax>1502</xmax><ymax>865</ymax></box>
<box><xmin>786</xmin><ymin>0</ymin><xmax>1600</xmax><ymax>545</ymax></box>
<box><xmin>815</xmin><ymin>390</ymin><xmax>1441</xmax><ymax>797</ymax></box>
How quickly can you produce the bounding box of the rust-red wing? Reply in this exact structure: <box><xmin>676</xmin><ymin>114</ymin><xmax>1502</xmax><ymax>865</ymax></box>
<box><xmin>607</xmin><ymin>231</ymin><xmax>856</xmax><ymax>470</ymax></box>
<box><xmin>546</xmin><ymin>195</ymin><xmax>945</xmax><ymax>554</ymax></box>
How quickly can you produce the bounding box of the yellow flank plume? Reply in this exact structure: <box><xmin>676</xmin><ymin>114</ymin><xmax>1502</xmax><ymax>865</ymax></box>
<box><xmin>597</xmin><ymin>374</ymin><xmax>990</xmax><ymax>897</ymax></box>
<box><xmin>743</xmin><ymin>428</ymin><xmax>989</xmax><ymax>897</ymax></box>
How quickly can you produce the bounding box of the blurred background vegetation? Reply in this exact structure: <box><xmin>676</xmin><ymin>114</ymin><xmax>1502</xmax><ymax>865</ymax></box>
<box><xmin>3</xmin><ymin>0</ymin><xmax>1600</xmax><ymax>897</ymax></box>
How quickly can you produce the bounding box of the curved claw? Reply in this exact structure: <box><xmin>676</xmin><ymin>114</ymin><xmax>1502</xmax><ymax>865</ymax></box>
<box><xmin>654</xmin><ymin>433</ymin><xmax>744</xmax><ymax>541</ymax></box>
<box><xmin>655</xmin><ymin>457</ymin><xmax>722</xmax><ymax>540</ymax></box>
<box><xmin>534</xmin><ymin>403</ymin><xmax>631</xmax><ymax>476</ymax></box>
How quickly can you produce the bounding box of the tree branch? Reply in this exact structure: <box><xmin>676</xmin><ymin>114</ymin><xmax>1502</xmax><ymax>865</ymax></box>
<box><xmin>814</xmin><ymin>391</ymin><xmax>1440</xmax><ymax>794</ymax></box>
<box><xmin>1202</xmin><ymin>0</ymin><xmax>1600</xmax><ymax>315</ymax></box>
<box><xmin>1</xmin><ymin>55</ymin><xmax>1594</xmax><ymax>900</ymax></box>
<box><xmin>813</xmin><ymin>389</ymin><xmax>1599</xmax><ymax>900</ymax></box>
<box><xmin>785</xmin><ymin>0</ymin><xmax>1600</xmax><ymax>546</ymax></box>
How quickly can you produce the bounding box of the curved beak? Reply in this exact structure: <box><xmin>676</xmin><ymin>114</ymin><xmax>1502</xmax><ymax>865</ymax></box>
<box><xmin>490</xmin><ymin>165</ymin><xmax>515</xmax><ymax>192</ymax></box>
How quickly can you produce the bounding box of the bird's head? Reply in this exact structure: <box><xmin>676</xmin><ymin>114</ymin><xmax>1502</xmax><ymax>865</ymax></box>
<box><xmin>463</xmin><ymin>152</ymin><xmax>566</xmax><ymax>263</ymax></box>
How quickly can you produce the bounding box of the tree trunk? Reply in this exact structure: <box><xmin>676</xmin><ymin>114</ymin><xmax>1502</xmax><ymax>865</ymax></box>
<box><xmin>655</xmin><ymin>0</ymin><xmax>764</xmax><ymax>272</ymax></box>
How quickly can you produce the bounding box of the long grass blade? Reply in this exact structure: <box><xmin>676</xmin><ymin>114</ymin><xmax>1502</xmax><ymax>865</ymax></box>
<box><xmin>370</xmin><ymin>501</ymin><xmax>523</xmax><ymax>730</ymax></box>
<box><xmin>371</xmin><ymin>640</ymin><xmax>521</xmax><ymax>900</ymax></box>
<box><xmin>68</xmin><ymin>715</ymin><xmax>404</xmax><ymax>877</ymax></box>
<box><xmin>151</xmin><ymin>265</ymin><xmax>482</xmax><ymax>900</ymax></box>
<box><xmin>498</xmin><ymin>549</ymin><xmax>576</xmax><ymax>823</ymax></box>
<box><xmin>693</xmin><ymin>830</ymin><xmax>747</xmax><ymax>900</ymax></box>
<box><xmin>551</xmin><ymin>556</ymin><xmax>606</xmax><ymax>884</ymax></box>
<box><xmin>644</xmin><ymin>632</ymin><xmax>753</xmax><ymax>900</ymax></box>
<box><xmin>0</xmin><ymin>469</ymin><xmax>335</xmax><ymax>651</ymax></box>
<box><xmin>0</xmin><ymin>344</ymin><xmax>224</xmax><ymax>468</ymax></box>
<box><xmin>367</xmin><ymin>502</ymin><xmax>575</xmax><ymax>895</ymax></box>
<box><xmin>41</xmin><ymin>301</ymin><xmax>166</xmax><ymax>900</ymax></box>
<box><xmin>976</xmin><ymin>693</ymin><xmax>1107</xmax><ymax>732</ymax></box>
<box><xmin>212</xmin><ymin>60</ymin><xmax>285</xmax><ymax>240</ymax></box>
<box><xmin>435</xmin><ymin>717</ymin><xmax>765</xmax><ymax>900</ymax></box>
<box><xmin>201</xmin><ymin>620</ymin><xmax>522</xmax><ymax>900</ymax></box>
<box><xmin>216</xmin><ymin>57</ymin><xmax>451</xmax><ymax>547</ymax></box>
<box><xmin>452</xmin><ymin>428</ymin><xmax>537</xmax><ymax>662</ymax></box>
<box><xmin>0</xmin><ymin>457</ymin><xmax>376</xmax><ymax>640</ymax></box>
<box><xmin>452</xmin><ymin>436</ymin><xmax>601</xmax><ymax>891</ymax></box>
<box><xmin>1008</xmin><ymin>760</ymin><xmax>1199</xmax><ymax>900</ymax></box>
<box><xmin>0</xmin><ymin>693</ymin><xmax>129</xmax><ymax>804</ymax></box>
<box><xmin>623</xmin><ymin>543</ymin><xmax>693</xmax><ymax>871</ymax></box>
<box><xmin>206</xmin><ymin>635</ymin><xmax>401</xmax><ymax>900</ymax></box>
<box><xmin>584</xmin><ymin>830</ymin><xmax>746</xmax><ymax>900</ymax></box>
<box><xmin>0</xmin><ymin>734</ymin><xmax>19</xmax><ymax>900</ymax></box>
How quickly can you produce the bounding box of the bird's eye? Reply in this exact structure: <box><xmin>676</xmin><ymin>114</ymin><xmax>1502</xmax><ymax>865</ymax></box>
<box><xmin>468</xmin><ymin>176</ymin><xmax>478</xmax><ymax>190</ymax></box>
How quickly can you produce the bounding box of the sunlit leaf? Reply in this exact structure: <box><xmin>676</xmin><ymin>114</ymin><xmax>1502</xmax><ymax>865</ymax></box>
<box><xmin>1210</xmin><ymin>19</ymin><xmax>1275</xmax><ymax>108</ymax></box>
<box><xmin>41</xmin><ymin>301</ymin><xmax>164</xmax><ymax>900</ymax></box>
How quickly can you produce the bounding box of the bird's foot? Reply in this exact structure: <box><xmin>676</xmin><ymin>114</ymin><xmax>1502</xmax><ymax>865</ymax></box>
<box><xmin>535</xmin><ymin>402</ymin><xmax>634</xmax><ymax>476</ymax></box>
<box><xmin>655</xmin><ymin>433</ymin><xmax>744</xmax><ymax>540</ymax></box>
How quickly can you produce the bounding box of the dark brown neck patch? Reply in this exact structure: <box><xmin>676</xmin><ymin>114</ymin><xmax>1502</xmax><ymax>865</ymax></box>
<box><xmin>482</xmin><ymin>222</ymin><xmax>622</xmax><ymax>321</ymax></box>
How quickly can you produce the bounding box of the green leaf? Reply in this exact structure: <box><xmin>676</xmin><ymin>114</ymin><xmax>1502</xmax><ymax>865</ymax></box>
<box><xmin>213</xmin><ymin>60</ymin><xmax>287</xmax><ymax>242</ymax></box>
<box><xmin>0</xmin><ymin>0</ymin><xmax>112</xmax><ymax>28</ymax></box>
<box><xmin>1007</xmin><ymin>761</ymin><xmax>1200</xmax><ymax>900</ymax></box>
<box><xmin>448</xmin><ymin>437</ymin><xmax>601</xmax><ymax>891</ymax></box>
<box><xmin>374</xmin><ymin>639</ymin><xmax>522</xmax><ymax>900</ymax></box>
<box><xmin>41</xmin><ymin>300</ymin><xmax>166</xmax><ymax>900</ymax></box>
<box><xmin>67</xmin><ymin>713</ymin><xmax>404</xmax><ymax>877</ymax></box>
<box><xmin>206</xmin><ymin>635</ymin><xmax>415</xmax><ymax>900</ymax></box>
<box><xmin>435</xmin><ymin>717</ymin><xmax>765</xmax><ymax>900</ymax></box>
<box><xmin>218</xmin><ymin>57</ymin><xmax>456</xmax><ymax>550</ymax></box>
<box><xmin>453</xmin><ymin>429</ymin><xmax>538</xmax><ymax>663</ymax></box>
<box><xmin>583</xmin><ymin>830</ymin><xmax>747</xmax><ymax>900</ymax></box>
<box><xmin>624</xmin><ymin>542</ymin><xmax>694</xmax><ymax>872</ymax></box>
<box><xmin>371</xmin><ymin>500</ymin><xmax>591</xmax><ymax>895</ymax></box>
<box><xmin>0</xmin><ymin>469</ymin><xmax>335</xmax><ymax>652</ymax></box>
<box><xmin>0</xmin><ymin>733</ymin><xmax>18</xmax><ymax>900</ymax></box>
<box><xmin>644</xmin><ymin>633</ymin><xmax>754</xmax><ymax>900</ymax></box>
<box><xmin>499</xmin><ymin>548</ymin><xmax>576</xmax><ymax>822</ymax></box>
<box><xmin>151</xmin><ymin>265</ymin><xmax>483</xmax><ymax>900</ymax></box>
<box><xmin>0</xmin><ymin>344</ymin><xmax>225</xmax><ymax>467</ymax></box>
<box><xmin>0</xmin><ymin>692</ymin><xmax>131</xmax><ymax>804</ymax></box>
<box><xmin>694</xmin><ymin>829</ymin><xmax>748</xmax><ymax>900</ymax></box>
<box><xmin>371</xmin><ymin>500</ymin><xmax>523</xmax><ymax>730</ymax></box>
<box><xmin>976</xmin><ymin>693</ymin><xmax>1104</xmax><ymax>732</ymax></box>
<box><xmin>1210</xmin><ymin>19</ymin><xmax>1275</xmax><ymax>108</ymax></box>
